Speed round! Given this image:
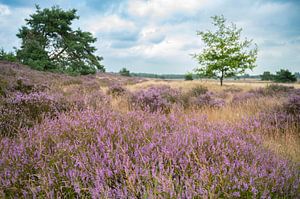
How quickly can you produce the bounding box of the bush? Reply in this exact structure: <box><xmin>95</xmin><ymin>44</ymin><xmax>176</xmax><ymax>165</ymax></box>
<box><xmin>231</xmin><ymin>92</ymin><xmax>258</xmax><ymax>104</ymax></box>
<box><xmin>184</xmin><ymin>73</ymin><xmax>193</xmax><ymax>81</ymax></box>
<box><xmin>283</xmin><ymin>89</ymin><xmax>300</xmax><ymax>116</ymax></box>
<box><xmin>190</xmin><ymin>92</ymin><xmax>225</xmax><ymax>108</ymax></box>
<box><xmin>130</xmin><ymin>86</ymin><xmax>181</xmax><ymax>113</ymax></box>
<box><xmin>188</xmin><ymin>85</ymin><xmax>208</xmax><ymax>97</ymax></box>
<box><xmin>265</xmin><ymin>84</ymin><xmax>294</xmax><ymax>95</ymax></box>
<box><xmin>247</xmin><ymin>84</ymin><xmax>293</xmax><ymax>98</ymax></box>
<box><xmin>107</xmin><ymin>84</ymin><xmax>127</xmax><ymax>97</ymax></box>
<box><xmin>0</xmin><ymin>79</ymin><xmax>8</xmax><ymax>96</ymax></box>
<box><xmin>0</xmin><ymin>92</ymin><xmax>69</xmax><ymax>136</ymax></box>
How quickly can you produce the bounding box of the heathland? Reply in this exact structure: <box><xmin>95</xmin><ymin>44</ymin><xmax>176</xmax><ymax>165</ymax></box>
<box><xmin>0</xmin><ymin>61</ymin><xmax>299</xmax><ymax>198</ymax></box>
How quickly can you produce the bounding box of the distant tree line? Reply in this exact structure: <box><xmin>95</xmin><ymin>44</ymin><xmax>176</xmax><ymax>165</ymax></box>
<box><xmin>261</xmin><ymin>69</ymin><xmax>298</xmax><ymax>83</ymax></box>
<box><xmin>0</xmin><ymin>48</ymin><xmax>17</xmax><ymax>62</ymax></box>
<box><xmin>130</xmin><ymin>72</ymin><xmax>199</xmax><ymax>80</ymax></box>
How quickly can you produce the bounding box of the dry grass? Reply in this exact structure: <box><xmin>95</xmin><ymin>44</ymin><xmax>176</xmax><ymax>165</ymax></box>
<box><xmin>2</xmin><ymin>61</ymin><xmax>298</xmax><ymax>163</ymax></box>
<box><xmin>123</xmin><ymin>79</ymin><xmax>300</xmax><ymax>163</ymax></box>
<box><xmin>263</xmin><ymin>129</ymin><xmax>300</xmax><ymax>163</ymax></box>
<box><xmin>126</xmin><ymin>79</ymin><xmax>300</xmax><ymax>92</ymax></box>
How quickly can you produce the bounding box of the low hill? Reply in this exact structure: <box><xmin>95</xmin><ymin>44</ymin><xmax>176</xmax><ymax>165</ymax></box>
<box><xmin>0</xmin><ymin>61</ymin><xmax>145</xmax><ymax>96</ymax></box>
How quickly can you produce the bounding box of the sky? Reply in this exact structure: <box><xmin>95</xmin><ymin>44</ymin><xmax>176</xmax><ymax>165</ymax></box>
<box><xmin>0</xmin><ymin>0</ymin><xmax>299</xmax><ymax>74</ymax></box>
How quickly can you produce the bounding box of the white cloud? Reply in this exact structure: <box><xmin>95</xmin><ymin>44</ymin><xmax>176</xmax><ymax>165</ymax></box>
<box><xmin>140</xmin><ymin>26</ymin><xmax>165</xmax><ymax>44</ymax></box>
<box><xmin>0</xmin><ymin>0</ymin><xmax>299</xmax><ymax>74</ymax></box>
<box><xmin>84</xmin><ymin>14</ymin><xmax>136</xmax><ymax>35</ymax></box>
<box><xmin>0</xmin><ymin>4</ymin><xmax>33</xmax><ymax>50</ymax></box>
<box><xmin>0</xmin><ymin>4</ymin><xmax>10</xmax><ymax>16</ymax></box>
<box><xmin>127</xmin><ymin>0</ymin><xmax>208</xmax><ymax>19</ymax></box>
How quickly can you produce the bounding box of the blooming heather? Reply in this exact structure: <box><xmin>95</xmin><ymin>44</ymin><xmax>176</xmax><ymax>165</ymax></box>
<box><xmin>0</xmin><ymin>108</ymin><xmax>299</xmax><ymax>198</ymax></box>
<box><xmin>0</xmin><ymin>91</ymin><xmax>68</xmax><ymax>136</ymax></box>
<box><xmin>130</xmin><ymin>85</ymin><xmax>181</xmax><ymax>113</ymax></box>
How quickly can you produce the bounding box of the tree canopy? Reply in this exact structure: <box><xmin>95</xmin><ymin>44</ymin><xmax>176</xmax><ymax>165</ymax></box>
<box><xmin>261</xmin><ymin>71</ymin><xmax>275</xmax><ymax>81</ymax></box>
<box><xmin>16</xmin><ymin>5</ymin><xmax>104</xmax><ymax>75</ymax></box>
<box><xmin>194</xmin><ymin>15</ymin><xmax>257</xmax><ymax>86</ymax></box>
<box><xmin>119</xmin><ymin>68</ymin><xmax>131</xmax><ymax>77</ymax></box>
<box><xmin>274</xmin><ymin>69</ymin><xmax>297</xmax><ymax>83</ymax></box>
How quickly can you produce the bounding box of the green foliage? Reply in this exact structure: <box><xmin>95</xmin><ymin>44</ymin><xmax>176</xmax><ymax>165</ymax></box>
<box><xmin>274</xmin><ymin>69</ymin><xmax>297</xmax><ymax>83</ymax></box>
<box><xmin>16</xmin><ymin>5</ymin><xmax>104</xmax><ymax>75</ymax></box>
<box><xmin>119</xmin><ymin>68</ymin><xmax>131</xmax><ymax>77</ymax></box>
<box><xmin>184</xmin><ymin>72</ymin><xmax>193</xmax><ymax>81</ymax></box>
<box><xmin>194</xmin><ymin>15</ymin><xmax>257</xmax><ymax>86</ymax></box>
<box><xmin>0</xmin><ymin>48</ymin><xmax>17</xmax><ymax>62</ymax></box>
<box><xmin>261</xmin><ymin>71</ymin><xmax>275</xmax><ymax>81</ymax></box>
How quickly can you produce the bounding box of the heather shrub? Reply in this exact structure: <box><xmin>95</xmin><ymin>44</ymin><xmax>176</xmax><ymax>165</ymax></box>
<box><xmin>0</xmin><ymin>92</ymin><xmax>69</xmax><ymax>136</ymax></box>
<box><xmin>190</xmin><ymin>92</ymin><xmax>225</xmax><ymax>108</ymax></box>
<box><xmin>0</xmin><ymin>109</ymin><xmax>298</xmax><ymax>198</ymax></box>
<box><xmin>284</xmin><ymin>90</ymin><xmax>300</xmax><ymax>115</ymax></box>
<box><xmin>188</xmin><ymin>85</ymin><xmax>208</xmax><ymax>97</ymax></box>
<box><xmin>63</xmin><ymin>88</ymin><xmax>109</xmax><ymax>110</ymax></box>
<box><xmin>266</xmin><ymin>84</ymin><xmax>294</xmax><ymax>94</ymax></box>
<box><xmin>257</xmin><ymin>90</ymin><xmax>300</xmax><ymax>131</ymax></box>
<box><xmin>130</xmin><ymin>86</ymin><xmax>181</xmax><ymax>113</ymax></box>
<box><xmin>13</xmin><ymin>78</ymin><xmax>49</xmax><ymax>94</ymax></box>
<box><xmin>0</xmin><ymin>79</ymin><xmax>8</xmax><ymax>96</ymax></box>
<box><xmin>231</xmin><ymin>92</ymin><xmax>258</xmax><ymax>104</ymax></box>
<box><xmin>248</xmin><ymin>84</ymin><xmax>294</xmax><ymax>97</ymax></box>
<box><xmin>107</xmin><ymin>84</ymin><xmax>127</xmax><ymax>97</ymax></box>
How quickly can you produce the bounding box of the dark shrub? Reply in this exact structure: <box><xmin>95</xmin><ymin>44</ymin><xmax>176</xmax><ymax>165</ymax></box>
<box><xmin>0</xmin><ymin>92</ymin><xmax>69</xmax><ymax>136</ymax></box>
<box><xmin>107</xmin><ymin>84</ymin><xmax>127</xmax><ymax>97</ymax></box>
<box><xmin>283</xmin><ymin>89</ymin><xmax>300</xmax><ymax>116</ymax></box>
<box><xmin>12</xmin><ymin>78</ymin><xmax>49</xmax><ymax>94</ymax></box>
<box><xmin>0</xmin><ymin>79</ymin><xmax>8</xmax><ymax>96</ymax></box>
<box><xmin>184</xmin><ymin>73</ymin><xmax>193</xmax><ymax>81</ymax></box>
<box><xmin>247</xmin><ymin>84</ymin><xmax>293</xmax><ymax>98</ymax></box>
<box><xmin>265</xmin><ymin>84</ymin><xmax>294</xmax><ymax>95</ymax></box>
<box><xmin>188</xmin><ymin>85</ymin><xmax>208</xmax><ymax>97</ymax></box>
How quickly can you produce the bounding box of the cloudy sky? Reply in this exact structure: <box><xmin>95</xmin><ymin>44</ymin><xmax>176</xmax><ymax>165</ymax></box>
<box><xmin>0</xmin><ymin>0</ymin><xmax>299</xmax><ymax>74</ymax></box>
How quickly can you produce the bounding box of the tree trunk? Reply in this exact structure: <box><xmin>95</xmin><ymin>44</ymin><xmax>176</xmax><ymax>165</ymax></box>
<box><xmin>220</xmin><ymin>70</ymin><xmax>224</xmax><ymax>86</ymax></box>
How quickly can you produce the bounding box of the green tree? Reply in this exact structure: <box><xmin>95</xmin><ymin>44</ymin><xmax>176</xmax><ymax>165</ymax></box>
<box><xmin>194</xmin><ymin>15</ymin><xmax>257</xmax><ymax>86</ymax></box>
<box><xmin>16</xmin><ymin>5</ymin><xmax>104</xmax><ymax>75</ymax></box>
<box><xmin>0</xmin><ymin>48</ymin><xmax>17</xmax><ymax>62</ymax></box>
<box><xmin>274</xmin><ymin>69</ymin><xmax>297</xmax><ymax>83</ymax></box>
<box><xmin>261</xmin><ymin>71</ymin><xmax>275</xmax><ymax>81</ymax></box>
<box><xmin>119</xmin><ymin>68</ymin><xmax>130</xmax><ymax>77</ymax></box>
<box><xmin>294</xmin><ymin>72</ymin><xmax>300</xmax><ymax>79</ymax></box>
<box><xmin>185</xmin><ymin>72</ymin><xmax>193</xmax><ymax>81</ymax></box>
